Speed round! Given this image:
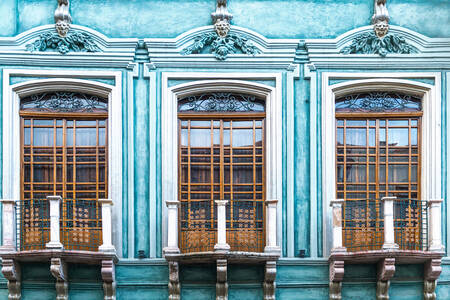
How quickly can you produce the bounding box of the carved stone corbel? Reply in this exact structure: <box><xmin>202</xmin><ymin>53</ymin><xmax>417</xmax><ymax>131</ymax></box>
<box><xmin>50</xmin><ymin>258</ymin><xmax>68</xmax><ymax>300</ymax></box>
<box><xmin>264</xmin><ymin>261</ymin><xmax>277</xmax><ymax>300</ymax></box>
<box><xmin>211</xmin><ymin>0</ymin><xmax>233</xmax><ymax>38</ymax></box>
<box><xmin>424</xmin><ymin>259</ymin><xmax>442</xmax><ymax>300</ymax></box>
<box><xmin>1</xmin><ymin>259</ymin><xmax>21</xmax><ymax>300</ymax></box>
<box><xmin>101</xmin><ymin>260</ymin><xmax>116</xmax><ymax>300</ymax></box>
<box><xmin>329</xmin><ymin>260</ymin><xmax>344</xmax><ymax>300</ymax></box>
<box><xmin>168</xmin><ymin>261</ymin><xmax>180</xmax><ymax>300</ymax></box>
<box><xmin>376</xmin><ymin>258</ymin><xmax>395</xmax><ymax>300</ymax></box>
<box><xmin>216</xmin><ymin>259</ymin><xmax>228</xmax><ymax>300</ymax></box>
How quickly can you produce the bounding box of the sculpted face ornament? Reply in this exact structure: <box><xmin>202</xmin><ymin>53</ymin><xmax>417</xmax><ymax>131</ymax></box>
<box><xmin>374</xmin><ymin>20</ymin><xmax>389</xmax><ymax>38</ymax></box>
<box><xmin>55</xmin><ymin>20</ymin><xmax>70</xmax><ymax>37</ymax></box>
<box><xmin>214</xmin><ymin>19</ymin><xmax>231</xmax><ymax>38</ymax></box>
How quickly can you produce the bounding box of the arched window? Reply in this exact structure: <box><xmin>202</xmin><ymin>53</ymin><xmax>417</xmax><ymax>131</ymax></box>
<box><xmin>177</xmin><ymin>92</ymin><xmax>265</xmax><ymax>253</ymax></box>
<box><xmin>335</xmin><ymin>91</ymin><xmax>424</xmax><ymax>251</ymax></box>
<box><xmin>19</xmin><ymin>91</ymin><xmax>108</xmax><ymax>251</ymax></box>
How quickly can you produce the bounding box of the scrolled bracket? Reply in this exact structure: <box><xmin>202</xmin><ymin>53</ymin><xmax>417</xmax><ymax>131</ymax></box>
<box><xmin>264</xmin><ymin>260</ymin><xmax>277</xmax><ymax>300</ymax></box>
<box><xmin>216</xmin><ymin>259</ymin><xmax>228</xmax><ymax>300</ymax></box>
<box><xmin>1</xmin><ymin>259</ymin><xmax>21</xmax><ymax>300</ymax></box>
<box><xmin>101</xmin><ymin>260</ymin><xmax>116</xmax><ymax>300</ymax></box>
<box><xmin>376</xmin><ymin>258</ymin><xmax>395</xmax><ymax>300</ymax></box>
<box><xmin>329</xmin><ymin>260</ymin><xmax>344</xmax><ymax>300</ymax></box>
<box><xmin>424</xmin><ymin>259</ymin><xmax>442</xmax><ymax>300</ymax></box>
<box><xmin>168</xmin><ymin>261</ymin><xmax>180</xmax><ymax>300</ymax></box>
<box><xmin>50</xmin><ymin>258</ymin><xmax>69</xmax><ymax>300</ymax></box>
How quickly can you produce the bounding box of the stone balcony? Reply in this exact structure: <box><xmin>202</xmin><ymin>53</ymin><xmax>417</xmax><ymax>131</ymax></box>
<box><xmin>0</xmin><ymin>196</ymin><xmax>117</xmax><ymax>300</ymax></box>
<box><xmin>329</xmin><ymin>197</ymin><xmax>445</xmax><ymax>300</ymax></box>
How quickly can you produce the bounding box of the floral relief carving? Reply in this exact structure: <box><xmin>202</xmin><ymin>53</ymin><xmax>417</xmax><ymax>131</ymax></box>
<box><xmin>340</xmin><ymin>32</ymin><xmax>417</xmax><ymax>57</ymax></box>
<box><xmin>26</xmin><ymin>31</ymin><xmax>100</xmax><ymax>54</ymax></box>
<box><xmin>181</xmin><ymin>31</ymin><xmax>260</xmax><ymax>60</ymax></box>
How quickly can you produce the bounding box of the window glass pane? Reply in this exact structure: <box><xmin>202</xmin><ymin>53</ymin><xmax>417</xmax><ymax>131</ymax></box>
<box><xmin>346</xmin><ymin>129</ymin><xmax>366</xmax><ymax>146</ymax></box>
<box><xmin>388</xmin><ymin>128</ymin><xmax>409</xmax><ymax>146</ymax></box>
<box><xmin>33</xmin><ymin>128</ymin><xmax>53</xmax><ymax>146</ymax></box>
<box><xmin>232</xmin><ymin>129</ymin><xmax>253</xmax><ymax>147</ymax></box>
<box><xmin>190</xmin><ymin>129</ymin><xmax>211</xmax><ymax>147</ymax></box>
<box><xmin>76</xmin><ymin>128</ymin><xmax>97</xmax><ymax>146</ymax></box>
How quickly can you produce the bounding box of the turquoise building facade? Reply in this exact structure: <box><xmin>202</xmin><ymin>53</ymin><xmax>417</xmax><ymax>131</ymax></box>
<box><xmin>0</xmin><ymin>0</ymin><xmax>449</xmax><ymax>299</ymax></box>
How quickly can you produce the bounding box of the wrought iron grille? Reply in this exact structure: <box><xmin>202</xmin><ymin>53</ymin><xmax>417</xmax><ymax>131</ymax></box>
<box><xmin>61</xmin><ymin>199</ymin><xmax>102</xmax><ymax>251</ymax></box>
<box><xmin>342</xmin><ymin>199</ymin><xmax>384</xmax><ymax>252</ymax></box>
<box><xmin>335</xmin><ymin>92</ymin><xmax>422</xmax><ymax>113</ymax></box>
<box><xmin>226</xmin><ymin>200</ymin><xmax>264</xmax><ymax>252</ymax></box>
<box><xmin>180</xmin><ymin>200</ymin><xmax>217</xmax><ymax>253</ymax></box>
<box><xmin>16</xmin><ymin>199</ymin><xmax>50</xmax><ymax>251</ymax></box>
<box><xmin>394</xmin><ymin>199</ymin><xmax>428</xmax><ymax>251</ymax></box>
<box><xmin>20</xmin><ymin>92</ymin><xmax>108</xmax><ymax>113</ymax></box>
<box><xmin>17</xmin><ymin>198</ymin><xmax>102</xmax><ymax>251</ymax></box>
<box><xmin>178</xmin><ymin>92</ymin><xmax>265</xmax><ymax>112</ymax></box>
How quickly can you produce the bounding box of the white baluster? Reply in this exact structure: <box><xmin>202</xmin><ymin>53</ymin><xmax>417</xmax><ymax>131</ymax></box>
<box><xmin>99</xmin><ymin>199</ymin><xmax>116</xmax><ymax>253</ymax></box>
<box><xmin>428</xmin><ymin>199</ymin><xmax>444</xmax><ymax>252</ymax></box>
<box><xmin>46</xmin><ymin>196</ymin><xmax>63</xmax><ymax>249</ymax></box>
<box><xmin>214</xmin><ymin>200</ymin><xmax>230</xmax><ymax>253</ymax></box>
<box><xmin>330</xmin><ymin>199</ymin><xmax>346</xmax><ymax>253</ymax></box>
<box><xmin>382</xmin><ymin>197</ymin><xmax>399</xmax><ymax>250</ymax></box>
<box><xmin>264</xmin><ymin>200</ymin><xmax>281</xmax><ymax>254</ymax></box>
<box><xmin>164</xmin><ymin>200</ymin><xmax>180</xmax><ymax>255</ymax></box>
<box><xmin>0</xmin><ymin>199</ymin><xmax>16</xmax><ymax>252</ymax></box>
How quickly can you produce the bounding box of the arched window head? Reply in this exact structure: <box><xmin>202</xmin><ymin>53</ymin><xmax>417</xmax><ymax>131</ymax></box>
<box><xmin>335</xmin><ymin>92</ymin><xmax>421</xmax><ymax>113</ymax></box>
<box><xmin>20</xmin><ymin>91</ymin><xmax>108</xmax><ymax>113</ymax></box>
<box><xmin>178</xmin><ymin>92</ymin><xmax>265</xmax><ymax>112</ymax></box>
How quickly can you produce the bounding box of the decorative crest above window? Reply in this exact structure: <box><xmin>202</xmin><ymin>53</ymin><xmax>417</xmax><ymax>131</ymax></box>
<box><xmin>26</xmin><ymin>0</ymin><xmax>100</xmax><ymax>54</ymax></box>
<box><xmin>180</xmin><ymin>0</ymin><xmax>260</xmax><ymax>60</ymax></box>
<box><xmin>21</xmin><ymin>92</ymin><xmax>108</xmax><ymax>113</ymax></box>
<box><xmin>178</xmin><ymin>92</ymin><xmax>265</xmax><ymax>112</ymax></box>
<box><xmin>335</xmin><ymin>92</ymin><xmax>422</xmax><ymax>113</ymax></box>
<box><xmin>341</xmin><ymin>0</ymin><xmax>417</xmax><ymax>57</ymax></box>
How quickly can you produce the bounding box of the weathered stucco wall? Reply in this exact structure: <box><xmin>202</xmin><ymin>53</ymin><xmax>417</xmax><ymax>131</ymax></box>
<box><xmin>0</xmin><ymin>0</ymin><xmax>447</xmax><ymax>39</ymax></box>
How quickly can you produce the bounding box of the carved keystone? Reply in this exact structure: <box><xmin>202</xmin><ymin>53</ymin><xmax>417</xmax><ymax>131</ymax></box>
<box><xmin>264</xmin><ymin>261</ymin><xmax>277</xmax><ymax>300</ymax></box>
<box><xmin>216</xmin><ymin>259</ymin><xmax>228</xmax><ymax>300</ymax></box>
<box><xmin>168</xmin><ymin>261</ymin><xmax>180</xmax><ymax>300</ymax></box>
<box><xmin>329</xmin><ymin>260</ymin><xmax>344</xmax><ymax>300</ymax></box>
<box><xmin>101</xmin><ymin>260</ymin><xmax>116</xmax><ymax>300</ymax></box>
<box><xmin>424</xmin><ymin>259</ymin><xmax>442</xmax><ymax>300</ymax></box>
<box><xmin>50</xmin><ymin>258</ymin><xmax>68</xmax><ymax>300</ymax></box>
<box><xmin>1</xmin><ymin>259</ymin><xmax>21</xmax><ymax>300</ymax></box>
<box><xmin>377</xmin><ymin>258</ymin><xmax>395</xmax><ymax>300</ymax></box>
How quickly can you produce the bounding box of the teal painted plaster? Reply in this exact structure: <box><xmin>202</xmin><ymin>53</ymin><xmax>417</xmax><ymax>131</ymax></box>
<box><xmin>8</xmin><ymin>1</ymin><xmax>450</xmax><ymax>39</ymax></box>
<box><xmin>9</xmin><ymin>76</ymin><xmax>115</xmax><ymax>87</ymax></box>
<box><xmin>134</xmin><ymin>64</ymin><xmax>150</xmax><ymax>258</ymax></box>
<box><xmin>0</xmin><ymin>0</ymin><xmax>17</xmax><ymax>36</ymax></box>
<box><xmin>294</xmin><ymin>71</ymin><xmax>310</xmax><ymax>257</ymax></box>
<box><xmin>329</xmin><ymin>77</ymin><xmax>435</xmax><ymax>86</ymax></box>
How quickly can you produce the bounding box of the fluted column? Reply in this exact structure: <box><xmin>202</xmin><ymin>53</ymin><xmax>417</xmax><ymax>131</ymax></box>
<box><xmin>214</xmin><ymin>200</ymin><xmax>230</xmax><ymax>252</ymax></box>
<box><xmin>381</xmin><ymin>197</ymin><xmax>399</xmax><ymax>250</ymax></box>
<box><xmin>46</xmin><ymin>196</ymin><xmax>63</xmax><ymax>249</ymax></box>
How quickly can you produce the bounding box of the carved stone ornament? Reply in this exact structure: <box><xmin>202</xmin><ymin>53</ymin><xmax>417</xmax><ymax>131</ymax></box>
<box><xmin>101</xmin><ymin>260</ymin><xmax>116</xmax><ymax>300</ymax></box>
<box><xmin>216</xmin><ymin>259</ymin><xmax>228</xmax><ymax>300</ymax></box>
<box><xmin>264</xmin><ymin>261</ymin><xmax>277</xmax><ymax>300</ymax></box>
<box><xmin>372</xmin><ymin>0</ymin><xmax>390</xmax><ymax>38</ymax></box>
<box><xmin>329</xmin><ymin>260</ymin><xmax>344</xmax><ymax>300</ymax></box>
<box><xmin>424</xmin><ymin>259</ymin><xmax>442</xmax><ymax>300</ymax></box>
<box><xmin>55</xmin><ymin>0</ymin><xmax>72</xmax><ymax>37</ymax></box>
<box><xmin>26</xmin><ymin>0</ymin><xmax>100</xmax><ymax>54</ymax></box>
<box><xmin>340</xmin><ymin>32</ymin><xmax>417</xmax><ymax>57</ymax></box>
<box><xmin>1</xmin><ymin>259</ymin><xmax>21</xmax><ymax>300</ymax></box>
<box><xmin>181</xmin><ymin>0</ymin><xmax>260</xmax><ymax>60</ymax></box>
<box><xmin>50</xmin><ymin>258</ymin><xmax>69</xmax><ymax>300</ymax></box>
<box><xmin>341</xmin><ymin>0</ymin><xmax>417</xmax><ymax>57</ymax></box>
<box><xmin>168</xmin><ymin>261</ymin><xmax>181</xmax><ymax>300</ymax></box>
<box><xmin>376</xmin><ymin>258</ymin><xmax>395</xmax><ymax>300</ymax></box>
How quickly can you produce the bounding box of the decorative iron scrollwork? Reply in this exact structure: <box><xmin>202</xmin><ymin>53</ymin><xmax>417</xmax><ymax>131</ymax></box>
<box><xmin>21</xmin><ymin>92</ymin><xmax>108</xmax><ymax>113</ymax></box>
<box><xmin>178</xmin><ymin>92</ymin><xmax>265</xmax><ymax>112</ymax></box>
<box><xmin>335</xmin><ymin>92</ymin><xmax>421</xmax><ymax>112</ymax></box>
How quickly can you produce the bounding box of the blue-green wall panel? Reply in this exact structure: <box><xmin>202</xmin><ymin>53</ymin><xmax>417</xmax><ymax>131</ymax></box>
<box><xmin>342</xmin><ymin>283</ymin><xmax>377</xmax><ymax>300</ymax></box>
<box><xmin>276</xmin><ymin>286</ymin><xmax>329</xmax><ymax>300</ymax></box>
<box><xmin>11</xmin><ymin>1</ymin><xmax>450</xmax><ymax>39</ymax></box>
<box><xmin>181</xmin><ymin>286</ymin><xmax>215</xmax><ymax>300</ymax></box>
<box><xmin>117</xmin><ymin>287</ymin><xmax>168</xmax><ymax>300</ymax></box>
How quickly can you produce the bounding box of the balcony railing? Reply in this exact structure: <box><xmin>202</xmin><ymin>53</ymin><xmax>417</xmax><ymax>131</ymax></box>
<box><xmin>331</xmin><ymin>197</ymin><xmax>442</xmax><ymax>254</ymax></box>
<box><xmin>166</xmin><ymin>199</ymin><xmax>278</xmax><ymax>255</ymax></box>
<box><xmin>0</xmin><ymin>196</ymin><xmax>114</xmax><ymax>253</ymax></box>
